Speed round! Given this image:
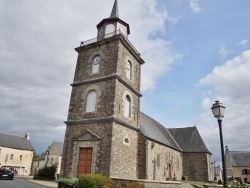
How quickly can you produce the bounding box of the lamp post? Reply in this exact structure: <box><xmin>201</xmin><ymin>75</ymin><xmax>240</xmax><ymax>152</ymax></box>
<box><xmin>211</xmin><ymin>100</ymin><xmax>228</xmax><ymax>188</ymax></box>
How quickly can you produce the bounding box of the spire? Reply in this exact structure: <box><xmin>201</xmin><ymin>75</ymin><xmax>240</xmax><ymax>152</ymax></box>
<box><xmin>110</xmin><ymin>0</ymin><xmax>119</xmax><ymax>18</ymax></box>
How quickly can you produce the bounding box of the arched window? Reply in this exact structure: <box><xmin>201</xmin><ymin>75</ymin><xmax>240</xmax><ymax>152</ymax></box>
<box><xmin>92</xmin><ymin>55</ymin><xmax>100</xmax><ymax>74</ymax></box>
<box><xmin>105</xmin><ymin>24</ymin><xmax>115</xmax><ymax>34</ymax></box>
<box><xmin>126</xmin><ymin>61</ymin><xmax>132</xmax><ymax>80</ymax></box>
<box><xmin>86</xmin><ymin>90</ymin><xmax>97</xmax><ymax>112</ymax></box>
<box><xmin>124</xmin><ymin>95</ymin><xmax>131</xmax><ymax>118</ymax></box>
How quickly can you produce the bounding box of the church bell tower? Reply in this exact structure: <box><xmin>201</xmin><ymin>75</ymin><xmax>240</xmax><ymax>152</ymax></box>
<box><xmin>61</xmin><ymin>0</ymin><xmax>145</xmax><ymax>179</ymax></box>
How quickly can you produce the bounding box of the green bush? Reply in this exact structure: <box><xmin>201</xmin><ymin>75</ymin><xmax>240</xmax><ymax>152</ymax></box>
<box><xmin>231</xmin><ymin>182</ymin><xmax>250</xmax><ymax>188</ymax></box>
<box><xmin>78</xmin><ymin>174</ymin><xmax>112</xmax><ymax>188</ymax></box>
<box><xmin>33</xmin><ymin>166</ymin><xmax>56</xmax><ymax>180</ymax></box>
<box><xmin>57</xmin><ymin>178</ymin><xmax>79</xmax><ymax>188</ymax></box>
<box><xmin>102</xmin><ymin>182</ymin><xmax>123</xmax><ymax>188</ymax></box>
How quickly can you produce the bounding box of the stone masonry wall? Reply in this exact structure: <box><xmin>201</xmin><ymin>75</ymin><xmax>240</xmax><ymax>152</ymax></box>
<box><xmin>61</xmin><ymin>35</ymin><xmax>143</xmax><ymax>179</ymax></box>
<box><xmin>110</xmin><ymin>123</ymin><xmax>138</xmax><ymax>179</ymax></box>
<box><xmin>146</xmin><ymin>140</ymin><xmax>183</xmax><ymax>181</ymax></box>
<box><xmin>183</xmin><ymin>152</ymin><xmax>210</xmax><ymax>181</ymax></box>
<box><xmin>137</xmin><ymin>131</ymin><xmax>147</xmax><ymax>179</ymax></box>
<box><xmin>60</xmin><ymin>123</ymin><xmax>112</xmax><ymax>178</ymax></box>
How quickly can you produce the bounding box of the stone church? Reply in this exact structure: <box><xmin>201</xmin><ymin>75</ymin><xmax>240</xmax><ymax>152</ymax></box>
<box><xmin>60</xmin><ymin>0</ymin><xmax>212</xmax><ymax>182</ymax></box>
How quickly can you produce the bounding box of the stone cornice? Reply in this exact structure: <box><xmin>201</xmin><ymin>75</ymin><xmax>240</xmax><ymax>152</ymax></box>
<box><xmin>75</xmin><ymin>34</ymin><xmax>144</xmax><ymax>65</ymax></box>
<box><xmin>71</xmin><ymin>73</ymin><xmax>142</xmax><ymax>97</ymax></box>
<box><xmin>64</xmin><ymin>116</ymin><xmax>139</xmax><ymax>132</ymax></box>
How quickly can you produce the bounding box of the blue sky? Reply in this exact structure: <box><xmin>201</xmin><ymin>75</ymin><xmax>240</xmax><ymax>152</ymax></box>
<box><xmin>0</xmin><ymin>0</ymin><xmax>250</xmax><ymax>164</ymax></box>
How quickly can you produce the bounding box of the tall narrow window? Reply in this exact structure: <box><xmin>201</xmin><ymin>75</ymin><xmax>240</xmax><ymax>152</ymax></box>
<box><xmin>86</xmin><ymin>90</ymin><xmax>97</xmax><ymax>112</ymax></box>
<box><xmin>92</xmin><ymin>55</ymin><xmax>100</xmax><ymax>74</ymax></box>
<box><xmin>126</xmin><ymin>61</ymin><xmax>132</xmax><ymax>80</ymax></box>
<box><xmin>20</xmin><ymin>155</ymin><xmax>23</xmax><ymax>161</ymax></box>
<box><xmin>10</xmin><ymin>154</ymin><xmax>13</xmax><ymax>160</ymax></box>
<box><xmin>125</xmin><ymin>95</ymin><xmax>131</xmax><ymax>118</ymax></box>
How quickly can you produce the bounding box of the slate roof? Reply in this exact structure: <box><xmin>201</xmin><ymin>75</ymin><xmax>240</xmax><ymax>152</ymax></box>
<box><xmin>140</xmin><ymin>112</ymin><xmax>211</xmax><ymax>154</ymax></box>
<box><xmin>140</xmin><ymin>112</ymin><xmax>181</xmax><ymax>151</ymax></box>
<box><xmin>168</xmin><ymin>126</ymin><xmax>211</xmax><ymax>154</ymax></box>
<box><xmin>33</xmin><ymin>155</ymin><xmax>45</xmax><ymax>161</ymax></box>
<box><xmin>0</xmin><ymin>132</ymin><xmax>34</xmax><ymax>151</ymax></box>
<box><xmin>229</xmin><ymin>151</ymin><xmax>250</xmax><ymax>167</ymax></box>
<box><xmin>53</xmin><ymin>141</ymin><xmax>64</xmax><ymax>155</ymax></box>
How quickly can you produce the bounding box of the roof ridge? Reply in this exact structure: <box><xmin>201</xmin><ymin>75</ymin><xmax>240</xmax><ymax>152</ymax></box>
<box><xmin>0</xmin><ymin>132</ymin><xmax>24</xmax><ymax>138</ymax></box>
<box><xmin>166</xmin><ymin>128</ymin><xmax>182</xmax><ymax>151</ymax></box>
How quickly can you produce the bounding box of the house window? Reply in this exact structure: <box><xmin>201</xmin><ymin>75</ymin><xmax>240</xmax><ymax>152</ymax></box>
<box><xmin>37</xmin><ymin>161</ymin><xmax>39</xmax><ymax>167</ymax></box>
<box><xmin>51</xmin><ymin>158</ymin><xmax>53</xmax><ymax>164</ymax></box>
<box><xmin>242</xmin><ymin>169</ymin><xmax>249</xmax><ymax>175</ymax></box>
<box><xmin>124</xmin><ymin>95</ymin><xmax>131</xmax><ymax>118</ymax></box>
<box><xmin>86</xmin><ymin>90</ymin><xmax>97</xmax><ymax>112</ymax></box>
<box><xmin>0</xmin><ymin>148</ymin><xmax>1</xmax><ymax>154</ymax></box>
<box><xmin>126</xmin><ymin>61</ymin><xmax>132</xmax><ymax>80</ymax></box>
<box><xmin>20</xmin><ymin>155</ymin><xmax>23</xmax><ymax>161</ymax></box>
<box><xmin>92</xmin><ymin>55</ymin><xmax>100</xmax><ymax>74</ymax></box>
<box><xmin>10</xmin><ymin>154</ymin><xmax>13</xmax><ymax>160</ymax></box>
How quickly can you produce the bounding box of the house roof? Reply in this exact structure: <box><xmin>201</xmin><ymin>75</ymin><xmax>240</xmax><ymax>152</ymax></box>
<box><xmin>229</xmin><ymin>151</ymin><xmax>250</xmax><ymax>167</ymax></box>
<box><xmin>168</xmin><ymin>126</ymin><xmax>211</xmax><ymax>154</ymax></box>
<box><xmin>139</xmin><ymin>112</ymin><xmax>210</xmax><ymax>154</ymax></box>
<box><xmin>140</xmin><ymin>112</ymin><xmax>181</xmax><ymax>151</ymax></box>
<box><xmin>33</xmin><ymin>155</ymin><xmax>45</xmax><ymax>161</ymax></box>
<box><xmin>53</xmin><ymin>141</ymin><xmax>64</xmax><ymax>155</ymax></box>
<box><xmin>0</xmin><ymin>132</ymin><xmax>34</xmax><ymax>151</ymax></box>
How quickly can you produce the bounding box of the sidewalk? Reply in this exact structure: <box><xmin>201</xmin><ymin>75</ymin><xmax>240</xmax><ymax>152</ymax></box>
<box><xmin>28</xmin><ymin>179</ymin><xmax>58</xmax><ymax>188</ymax></box>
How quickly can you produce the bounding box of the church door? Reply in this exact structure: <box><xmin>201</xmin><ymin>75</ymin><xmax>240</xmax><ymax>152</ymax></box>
<box><xmin>78</xmin><ymin>148</ymin><xmax>93</xmax><ymax>177</ymax></box>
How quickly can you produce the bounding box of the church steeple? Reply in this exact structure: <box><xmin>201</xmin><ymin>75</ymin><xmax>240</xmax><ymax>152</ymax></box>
<box><xmin>110</xmin><ymin>0</ymin><xmax>119</xmax><ymax>18</ymax></box>
<box><xmin>97</xmin><ymin>0</ymin><xmax>130</xmax><ymax>38</ymax></box>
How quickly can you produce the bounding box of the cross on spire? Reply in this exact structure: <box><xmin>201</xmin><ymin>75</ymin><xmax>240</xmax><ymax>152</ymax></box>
<box><xmin>110</xmin><ymin>0</ymin><xmax>119</xmax><ymax>18</ymax></box>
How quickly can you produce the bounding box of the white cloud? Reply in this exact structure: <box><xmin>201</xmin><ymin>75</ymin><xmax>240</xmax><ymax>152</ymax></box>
<box><xmin>218</xmin><ymin>46</ymin><xmax>228</xmax><ymax>57</ymax></box>
<box><xmin>197</xmin><ymin>49</ymin><xmax>250</xmax><ymax>161</ymax></box>
<box><xmin>123</xmin><ymin>1</ymin><xmax>180</xmax><ymax>91</ymax></box>
<box><xmin>238</xmin><ymin>40</ymin><xmax>248</xmax><ymax>47</ymax></box>
<box><xmin>189</xmin><ymin>0</ymin><xmax>201</xmax><ymax>13</ymax></box>
<box><xmin>0</xmin><ymin>0</ymin><xmax>179</xmax><ymax>153</ymax></box>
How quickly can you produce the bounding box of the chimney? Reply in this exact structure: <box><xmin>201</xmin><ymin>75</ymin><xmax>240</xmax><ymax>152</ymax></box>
<box><xmin>25</xmin><ymin>133</ymin><xmax>30</xmax><ymax>140</ymax></box>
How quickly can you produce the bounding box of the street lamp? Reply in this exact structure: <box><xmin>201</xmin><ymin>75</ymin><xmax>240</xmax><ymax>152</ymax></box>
<box><xmin>211</xmin><ymin>100</ymin><xmax>228</xmax><ymax>188</ymax></box>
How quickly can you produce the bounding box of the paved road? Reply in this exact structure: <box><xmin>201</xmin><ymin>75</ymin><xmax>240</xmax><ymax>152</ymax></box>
<box><xmin>0</xmin><ymin>176</ymin><xmax>49</xmax><ymax>188</ymax></box>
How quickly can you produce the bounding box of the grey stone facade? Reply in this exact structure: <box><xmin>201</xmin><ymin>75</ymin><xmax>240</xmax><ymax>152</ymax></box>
<box><xmin>60</xmin><ymin>34</ymin><xmax>143</xmax><ymax>179</ymax></box>
<box><xmin>182</xmin><ymin>153</ymin><xmax>211</xmax><ymax>181</ymax></box>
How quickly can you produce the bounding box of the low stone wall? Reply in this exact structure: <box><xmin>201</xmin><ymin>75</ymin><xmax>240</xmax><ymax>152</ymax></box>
<box><xmin>203</xmin><ymin>184</ymin><xmax>223</xmax><ymax>188</ymax></box>
<box><xmin>111</xmin><ymin>177</ymin><xmax>181</xmax><ymax>188</ymax></box>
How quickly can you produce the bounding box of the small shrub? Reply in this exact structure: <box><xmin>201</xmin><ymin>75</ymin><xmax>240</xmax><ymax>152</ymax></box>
<box><xmin>57</xmin><ymin>178</ymin><xmax>79</xmax><ymax>188</ymax></box>
<box><xmin>78</xmin><ymin>174</ymin><xmax>112</xmax><ymax>188</ymax></box>
<box><xmin>102</xmin><ymin>182</ymin><xmax>123</xmax><ymax>188</ymax></box>
<box><xmin>231</xmin><ymin>181</ymin><xmax>250</xmax><ymax>188</ymax></box>
<box><xmin>33</xmin><ymin>166</ymin><xmax>56</xmax><ymax>180</ymax></box>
